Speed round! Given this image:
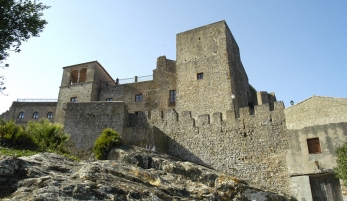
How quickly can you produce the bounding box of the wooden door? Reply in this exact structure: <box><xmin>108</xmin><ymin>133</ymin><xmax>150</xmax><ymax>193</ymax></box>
<box><xmin>310</xmin><ymin>174</ymin><xmax>343</xmax><ymax>201</ymax></box>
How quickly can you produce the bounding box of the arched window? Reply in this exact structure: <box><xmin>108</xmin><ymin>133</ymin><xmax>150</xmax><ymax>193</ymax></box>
<box><xmin>79</xmin><ymin>68</ymin><xmax>87</xmax><ymax>83</ymax></box>
<box><xmin>47</xmin><ymin>112</ymin><xmax>53</xmax><ymax>119</ymax></box>
<box><xmin>70</xmin><ymin>70</ymin><xmax>78</xmax><ymax>84</ymax></box>
<box><xmin>32</xmin><ymin>112</ymin><xmax>39</xmax><ymax>119</ymax></box>
<box><xmin>18</xmin><ymin>111</ymin><xmax>24</xmax><ymax>119</ymax></box>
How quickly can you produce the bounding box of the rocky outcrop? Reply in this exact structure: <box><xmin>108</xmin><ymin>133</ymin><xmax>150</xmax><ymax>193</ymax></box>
<box><xmin>0</xmin><ymin>146</ymin><xmax>291</xmax><ymax>200</ymax></box>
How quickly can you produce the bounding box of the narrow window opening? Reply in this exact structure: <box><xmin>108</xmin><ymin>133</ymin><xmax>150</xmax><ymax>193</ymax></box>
<box><xmin>32</xmin><ymin>112</ymin><xmax>39</xmax><ymax>119</ymax></box>
<box><xmin>106</xmin><ymin>98</ymin><xmax>113</xmax><ymax>101</ymax></box>
<box><xmin>47</xmin><ymin>112</ymin><xmax>53</xmax><ymax>119</ymax></box>
<box><xmin>18</xmin><ymin>111</ymin><xmax>24</xmax><ymax>119</ymax></box>
<box><xmin>197</xmin><ymin>73</ymin><xmax>204</xmax><ymax>80</ymax></box>
<box><xmin>135</xmin><ymin>94</ymin><xmax>143</xmax><ymax>102</ymax></box>
<box><xmin>169</xmin><ymin>90</ymin><xmax>176</xmax><ymax>106</ymax></box>
<box><xmin>307</xmin><ymin>138</ymin><xmax>322</xmax><ymax>154</ymax></box>
<box><xmin>79</xmin><ymin>68</ymin><xmax>87</xmax><ymax>82</ymax></box>
<box><xmin>70</xmin><ymin>70</ymin><xmax>78</xmax><ymax>84</ymax></box>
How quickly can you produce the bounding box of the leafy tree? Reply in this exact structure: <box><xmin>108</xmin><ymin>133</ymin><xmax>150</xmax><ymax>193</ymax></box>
<box><xmin>0</xmin><ymin>0</ymin><xmax>49</xmax><ymax>94</ymax></box>
<box><xmin>335</xmin><ymin>143</ymin><xmax>347</xmax><ymax>185</ymax></box>
<box><xmin>0</xmin><ymin>0</ymin><xmax>50</xmax><ymax>61</ymax></box>
<box><xmin>93</xmin><ymin>128</ymin><xmax>122</xmax><ymax>160</ymax></box>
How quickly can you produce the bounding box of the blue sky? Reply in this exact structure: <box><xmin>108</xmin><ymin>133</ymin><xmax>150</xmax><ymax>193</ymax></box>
<box><xmin>1</xmin><ymin>1</ymin><xmax>346</xmax><ymax>113</ymax></box>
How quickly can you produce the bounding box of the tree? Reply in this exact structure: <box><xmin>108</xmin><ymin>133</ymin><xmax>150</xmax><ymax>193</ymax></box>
<box><xmin>334</xmin><ymin>143</ymin><xmax>347</xmax><ymax>185</ymax></box>
<box><xmin>0</xmin><ymin>0</ymin><xmax>49</xmax><ymax>94</ymax></box>
<box><xmin>0</xmin><ymin>0</ymin><xmax>50</xmax><ymax>61</ymax></box>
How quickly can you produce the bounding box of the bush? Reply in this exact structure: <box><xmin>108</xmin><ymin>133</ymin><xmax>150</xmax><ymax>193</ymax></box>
<box><xmin>335</xmin><ymin>143</ymin><xmax>347</xmax><ymax>185</ymax></box>
<box><xmin>0</xmin><ymin>120</ymin><xmax>24</xmax><ymax>146</ymax></box>
<box><xmin>93</xmin><ymin>128</ymin><xmax>122</xmax><ymax>160</ymax></box>
<box><xmin>25</xmin><ymin>119</ymin><xmax>69</xmax><ymax>153</ymax></box>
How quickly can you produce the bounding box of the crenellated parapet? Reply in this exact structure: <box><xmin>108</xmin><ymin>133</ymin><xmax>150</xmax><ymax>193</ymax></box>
<box><xmin>130</xmin><ymin>101</ymin><xmax>285</xmax><ymax>130</ymax></box>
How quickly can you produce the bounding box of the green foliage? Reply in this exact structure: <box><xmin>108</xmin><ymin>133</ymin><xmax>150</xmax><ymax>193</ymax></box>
<box><xmin>93</xmin><ymin>128</ymin><xmax>122</xmax><ymax>160</ymax></box>
<box><xmin>0</xmin><ymin>0</ymin><xmax>50</xmax><ymax>61</ymax></box>
<box><xmin>334</xmin><ymin>143</ymin><xmax>347</xmax><ymax>185</ymax></box>
<box><xmin>0</xmin><ymin>119</ymin><xmax>77</xmax><ymax>160</ymax></box>
<box><xmin>25</xmin><ymin>119</ymin><xmax>69</xmax><ymax>153</ymax></box>
<box><xmin>0</xmin><ymin>146</ymin><xmax>38</xmax><ymax>157</ymax></box>
<box><xmin>0</xmin><ymin>120</ymin><xmax>24</xmax><ymax>146</ymax></box>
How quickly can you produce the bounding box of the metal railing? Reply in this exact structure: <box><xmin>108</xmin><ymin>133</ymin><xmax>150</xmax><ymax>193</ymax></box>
<box><xmin>116</xmin><ymin>75</ymin><xmax>153</xmax><ymax>85</ymax></box>
<box><xmin>17</xmin><ymin>99</ymin><xmax>57</xmax><ymax>102</ymax></box>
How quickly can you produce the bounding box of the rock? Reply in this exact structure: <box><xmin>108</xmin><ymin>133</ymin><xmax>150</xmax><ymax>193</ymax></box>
<box><xmin>0</xmin><ymin>146</ymin><xmax>291</xmax><ymax>200</ymax></box>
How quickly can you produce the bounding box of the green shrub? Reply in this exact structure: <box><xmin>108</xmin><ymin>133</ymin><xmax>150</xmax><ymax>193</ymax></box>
<box><xmin>93</xmin><ymin>128</ymin><xmax>122</xmax><ymax>160</ymax></box>
<box><xmin>0</xmin><ymin>120</ymin><xmax>24</xmax><ymax>146</ymax></box>
<box><xmin>334</xmin><ymin>143</ymin><xmax>347</xmax><ymax>185</ymax></box>
<box><xmin>25</xmin><ymin>119</ymin><xmax>69</xmax><ymax>153</ymax></box>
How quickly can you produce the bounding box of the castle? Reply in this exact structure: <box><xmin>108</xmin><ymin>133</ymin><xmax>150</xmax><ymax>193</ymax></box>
<box><xmin>1</xmin><ymin>21</ymin><xmax>347</xmax><ymax>201</ymax></box>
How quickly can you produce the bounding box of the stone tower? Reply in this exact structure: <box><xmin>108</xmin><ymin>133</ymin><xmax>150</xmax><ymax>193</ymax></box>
<box><xmin>176</xmin><ymin>21</ymin><xmax>252</xmax><ymax>118</ymax></box>
<box><xmin>55</xmin><ymin>61</ymin><xmax>115</xmax><ymax>124</ymax></box>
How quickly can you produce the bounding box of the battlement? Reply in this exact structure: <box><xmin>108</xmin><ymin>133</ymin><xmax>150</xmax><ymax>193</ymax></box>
<box><xmin>130</xmin><ymin>101</ymin><xmax>285</xmax><ymax>128</ymax></box>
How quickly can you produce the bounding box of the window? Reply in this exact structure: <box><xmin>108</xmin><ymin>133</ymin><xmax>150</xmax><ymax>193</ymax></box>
<box><xmin>197</xmin><ymin>72</ymin><xmax>204</xmax><ymax>80</ymax></box>
<box><xmin>70</xmin><ymin>70</ymin><xmax>78</xmax><ymax>84</ymax></box>
<box><xmin>70</xmin><ymin>97</ymin><xmax>78</xmax><ymax>102</ymax></box>
<box><xmin>79</xmin><ymin>68</ymin><xmax>87</xmax><ymax>83</ymax></box>
<box><xmin>47</xmin><ymin>112</ymin><xmax>53</xmax><ymax>119</ymax></box>
<box><xmin>169</xmin><ymin>90</ymin><xmax>176</xmax><ymax>105</ymax></box>
<box><xmin>106</xmin><ymin>98</ymin><xmax>113</xmax><ymax>101</ymax></box>
<box><xmin>135</xmin><ymin>94</ymin><xmax>142</xmax><ymax>102</ymax></box>
<box><xmin>307</xmin><ymin>138</ymin><xmax>321</xmax><ymax>154</ymax></box>
<box><xmin>18</xmin><ymin>111</ymin><xmax>24</xmax><ymax>119</ymax></box>
<box><xmin>32</xmin><ymin>112</ymin><xmax>39</xmax><ymax>119</ymax></box>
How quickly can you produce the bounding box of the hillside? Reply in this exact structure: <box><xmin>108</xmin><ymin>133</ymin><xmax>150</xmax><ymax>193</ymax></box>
<box><xmin>0</xmin><ymin>146</ymin><xmax>291</xmax><ymax>200</ymax></box>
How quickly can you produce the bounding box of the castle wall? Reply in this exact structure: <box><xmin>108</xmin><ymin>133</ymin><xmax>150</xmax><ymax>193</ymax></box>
<box><xmin>63</xmin><ymin>101</ymin><xmax>128</xmax><ymax>159</ymax></box>
<box><xmin>124</xmin><ymin>101</ymin><xmax>291</xmax><ymax>195</ymax></box>
<box><xmin>55</xmin><ymin>82</ymin><xmax>96</xmax><ymax>124</ymax></box>
<box><xmin>1</xmin><ymin>102</ymin><xmax>56</xmax><ymax>124</ymax></box>
<box><xmin>99</xmin><ymin>81</ymin><xmax>153</xmax><ymax>112</ymax></box>
<box><xmin>225</xmin><ymin>23</ymin><xmax>250</xmax><ymax>110</ymax></box>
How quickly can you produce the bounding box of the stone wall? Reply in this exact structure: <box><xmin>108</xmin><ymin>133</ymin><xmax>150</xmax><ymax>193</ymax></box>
<box><xmin>176</xmin><ymin>20</ymin><xmax>252</xmax><ymax>119</ymax></box>
<box><xmin>55</xmin><ymin>82</ymin><xmax>97</xmax><ymax>124</ymax></box>
<box><xmin>285</xmin><ymin>96</ymin><xmax>347</xmax><ymax>130</ymax></box>
<box><xmin>98</xmin><ymin>56</ymin><xmax>176</xmax><ymax>113</ymax></box>
<box><xmin>125</xmin><ymin>101</ymin><xmax>291</xmax><ymax>195</ymax></box>
<box><xmin>285</xmin><ymin>96</ymin><xmax>347</xmax><ymax>200</ymax></box>
<box><xmin>63</xmin><ymin>101</ymin><xmax>128</xmax><ymax>159</ymax></box>
<box><xmin>1</xmin><ymin>102</ymin><xmax>57</xmax><ymax>124</ymax></box>
<box><xmin>55</xmin><ymin>61</ymin><xmax>115</xmax><ymax>124</ymax></box>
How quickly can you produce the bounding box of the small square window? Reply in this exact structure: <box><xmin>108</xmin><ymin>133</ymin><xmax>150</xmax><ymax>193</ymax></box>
<box><xmin>106</xmin><ymin>98</ymin><xmax>113</xmax><ymax>101</ymax></box>
<box><xmin>197</xmin><ymin>72</ymin><xmax>204</xmax><ymax>80</ymax></box>
<box><xmin>307</xmin><ymin>138</ymin><xmax>321</xmax><ymax>154</ymax></box>
<box><xmin>70</xmin><ymin>97</ymin><xmax>78</xmax><ymax>102</ymax></box>
<box><xmin>135</xmin><ymin>94</ymin><xmax>142</xmax><ymax>102</ymax></box>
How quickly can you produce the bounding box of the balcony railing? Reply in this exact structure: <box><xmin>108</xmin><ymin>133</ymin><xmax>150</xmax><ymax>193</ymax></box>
<box><xmin>115</xmin><ymin>75</ymin><xmax>153</xmax><ymax>85</ymax></box>
<box><xmin>17</xmin><ymin>99</ymin><xmax>58</xmax><ymax>102</ymax></box>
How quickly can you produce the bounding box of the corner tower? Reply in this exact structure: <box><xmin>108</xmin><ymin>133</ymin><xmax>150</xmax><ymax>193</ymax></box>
<box><xmin>55</xmin><ymin>61</ymin><xmax>115</xmax><ymax>124</ymax></box>
<box><xmin>176</xmin><ymin>21</ymin><xmax>251</xmax><ymax>118</ymax></box>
